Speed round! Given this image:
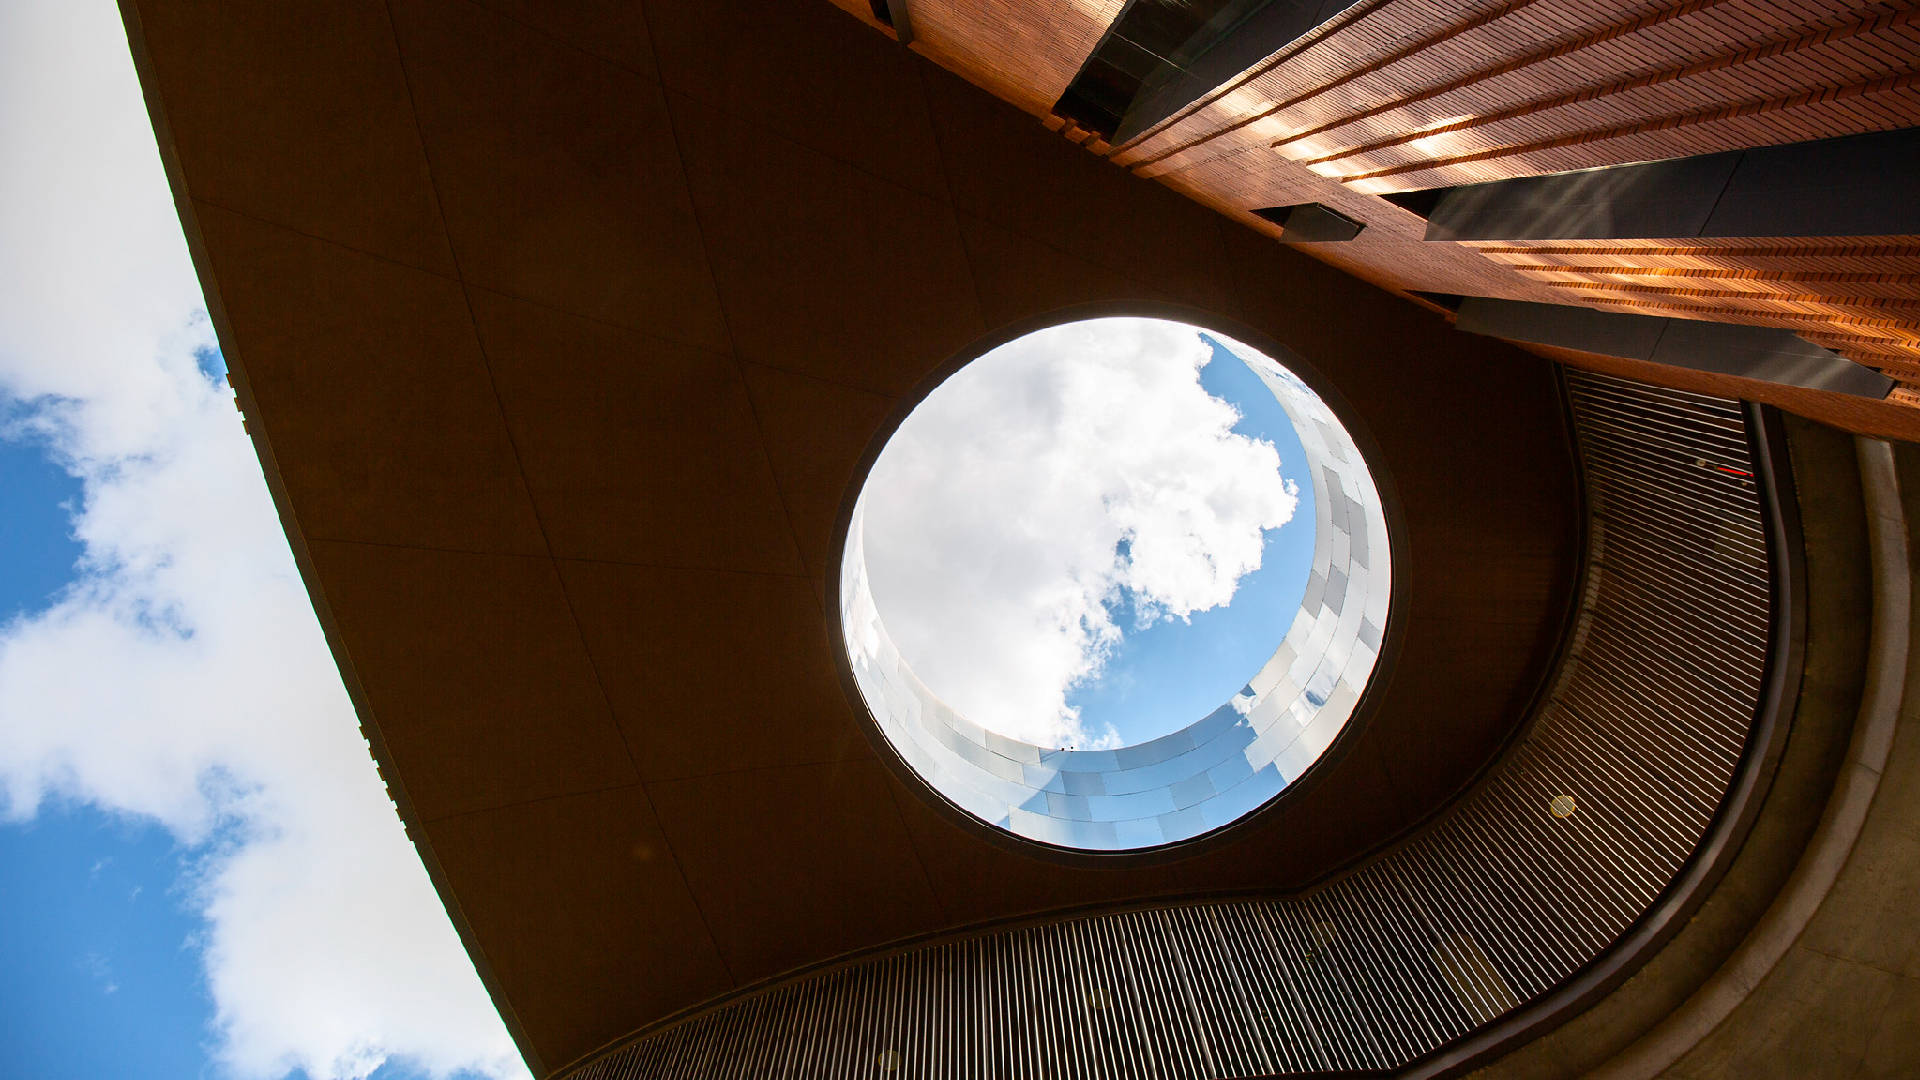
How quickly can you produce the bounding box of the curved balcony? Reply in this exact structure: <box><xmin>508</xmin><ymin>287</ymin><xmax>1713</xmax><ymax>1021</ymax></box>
<box><xmin>561</xmin><ymin>369</ymin><xmax>1798</xmax><ymax>1078</ymax></box>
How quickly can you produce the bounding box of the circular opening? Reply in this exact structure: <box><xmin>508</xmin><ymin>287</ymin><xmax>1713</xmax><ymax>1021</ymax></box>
<box><xmin>839</xmin><ymin>317</ymin><xmax>1390</xmax><ymax>851</ymax></box>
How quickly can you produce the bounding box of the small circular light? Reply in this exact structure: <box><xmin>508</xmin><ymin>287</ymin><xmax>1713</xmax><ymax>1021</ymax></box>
<box><xmin>1087</xmin><ymin>987</ymin><xmax>1111</xmax><ymax>1011</ymax></box>
<box><xmin>1550</xmin><ymin>794</ymin><xmax>1577</xmax><ymax>818</ymax></box>
<box><xmin>877</xmin><ymin>1049</ymin><xmax>901</xmax><ymax>1071</ymax></box>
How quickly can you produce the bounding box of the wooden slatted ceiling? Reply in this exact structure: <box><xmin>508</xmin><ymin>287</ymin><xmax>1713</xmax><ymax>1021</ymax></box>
<box><xmin>830</xmin><ymin>0</ymin><xmax>1920</xmax><ymax>428</ymax></box>
<box><xmin>1471</xmin><ymin>236</ymin><xmax>1920</xmax><ymax>370</ymax></box>
<box><xmin>829</xmin><ymin>0</ymin><xmax>1127</xmax><ymax>116</ymax></box>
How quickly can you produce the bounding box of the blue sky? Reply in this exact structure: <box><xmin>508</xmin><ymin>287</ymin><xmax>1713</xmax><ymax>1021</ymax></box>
<box><xmin>0</xmin><ymin>811</ymin><xmax>497</xmax><ymax>1080</ymax></box>
<box><xmin>0</xmin><ymin>2</ymin><xmax>527</xmax><ymax>1078</ymax></box>
<box><xmin>1063</xmin><ymin>336</ymin><xmax>1315</xmax><ymax>746</ymax></box>
<box><xmin>0</xmin><ymin>810</ymin><xmax>210</xmax><ymax>1079</ymax></box>
<box><xmin>861</xmin><ymin>317</ymin><xmax>1311</xmax><ymax>751</ymax></box>
<box><xmin>0</xmin><ymin>416</ymin><xmax>501</xmax><ymax>1080</ymax></box>
<box><xmin>0</xmin><ymin>428</ymin><xmax>82</xmax><ymax>623</ymax></box>
<box><xmin>0</xmin><ymin>439</ymin><xmax>213</xmax><ymax>1080</ymax></box>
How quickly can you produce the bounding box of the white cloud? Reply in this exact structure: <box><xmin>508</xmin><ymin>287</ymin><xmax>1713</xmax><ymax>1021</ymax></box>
<box><xmin>0</xmin><ymin>2</ymin><xmax>527</xmax><ymax>1078</ymax></box>
<box><xmin>860</xmin><ymin>317</ymin><xmax>1299</xmax><ymax>749</ymax></box>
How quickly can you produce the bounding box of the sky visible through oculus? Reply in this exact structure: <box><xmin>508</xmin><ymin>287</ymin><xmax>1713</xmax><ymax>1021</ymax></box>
<box><xmin>1063</xmin><ymin>336</ymin><xmax>1317</xmax><ymax>747</ymax></box>
<box><xmin>860</xmin><ymin>319</ymin><xmax>1314</xmax><ymax>750</ymax></box>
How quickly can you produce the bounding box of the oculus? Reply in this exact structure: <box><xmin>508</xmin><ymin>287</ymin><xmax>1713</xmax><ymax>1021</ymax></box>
<box><xmin>839</xmin><ymin>318</ymin><xmax>1390</xmax><ymax>851</ymax></box>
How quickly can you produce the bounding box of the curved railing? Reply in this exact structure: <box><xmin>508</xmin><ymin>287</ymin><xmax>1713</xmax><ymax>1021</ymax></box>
<box><xmin>561</xmin><ymin>370</ymin><xmax>1785</xmax><ymax>1079</ymax></box>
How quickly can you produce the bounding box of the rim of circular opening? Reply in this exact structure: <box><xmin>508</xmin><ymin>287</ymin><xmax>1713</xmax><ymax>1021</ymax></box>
<box><xmin>832</xmin><ymin>312</ymin><xmax>1395</xmax><ymax>855</ymax></box>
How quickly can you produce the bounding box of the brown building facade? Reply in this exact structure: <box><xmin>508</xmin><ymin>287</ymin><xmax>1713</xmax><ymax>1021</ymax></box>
<box><xmin>842</xmin><ymin>0</ymin><xmax>1920</xmax><ymax>433</ymax></box>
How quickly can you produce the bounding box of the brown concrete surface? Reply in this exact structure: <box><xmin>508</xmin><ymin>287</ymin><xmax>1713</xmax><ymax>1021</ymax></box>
<box><xmin>119</xmin><ymin>0</ymin><xmax>1584</xmax><ymax>1072</ymax></box>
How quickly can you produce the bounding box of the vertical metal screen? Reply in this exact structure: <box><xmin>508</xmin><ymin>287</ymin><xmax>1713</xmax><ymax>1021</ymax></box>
<box><xmin>564</xmin><ymin>371</ymin><xmax>1774</xmax><ymax>1079</ymax></box>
